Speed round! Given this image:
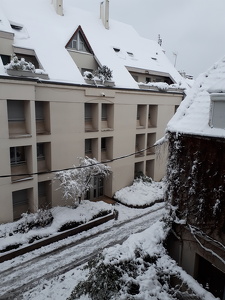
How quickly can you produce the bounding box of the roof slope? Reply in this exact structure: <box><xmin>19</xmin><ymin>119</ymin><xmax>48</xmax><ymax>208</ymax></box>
<box><xmin>0</xmin><ymin>0</ymin><xmax>185</xmax><ymax>88</ymax></box>
<box><xmin>167</xmin><ymin>55</ymin><xmax>225</xmax><ymax>138</ymax></box>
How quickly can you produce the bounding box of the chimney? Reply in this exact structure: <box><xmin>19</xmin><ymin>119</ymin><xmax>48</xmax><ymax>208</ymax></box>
<box><xmin>100</xmin><ymin>0</ymin><xmax>109</xmax><ymax>29</ymax></box>
<box><xmin>52</xmin><ymin>0</ymin><xmax>63</xmax><ymax>16</ymax></box>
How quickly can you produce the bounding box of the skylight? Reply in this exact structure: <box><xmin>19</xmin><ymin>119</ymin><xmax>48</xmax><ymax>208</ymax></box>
<box><xmin>113</xmin><ymin>48</ymin><xmax>120</xmax><ymax>53</ymax></box>
<box><xmin>10</xmin><ymin>21</ymin><xmax>23</xmax><ymax>30</ymax></box>
<box><xmin>127</xmin><ymin>52</ymin><xmax>134</xmax><ymax>57</ymax></box>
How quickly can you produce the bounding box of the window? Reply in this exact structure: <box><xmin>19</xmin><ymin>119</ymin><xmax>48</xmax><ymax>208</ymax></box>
<box><xmin>210</xmin><ymin>94</ymin><xmax>225</xmax><ymax>129</ymax></box>
<box><xmin>85</xmin><ymin>139</ymin><xmax>92</xmax><ymax>154</ymax></box>
<box><xmin>101</xmin><ymin>137</ymin><xmax>113</xmax><ymax>161</ymax></box>
<box><xmin>148</xmin><ymin>105</ymin><xmax>158</xmax><ymax>127</ymax></box>
<box><xmin>38</xmin><ymin>181</ymin><xmax>51</xmax><ymax>209</ymax></box>
<box><xmin>137</xmin><ymin>105</ymin><xmax>147</xmax><ymax>128</ymax></box>
<box><xmin>72</xmin><ymin>32</ymin><xmax>88</xmax><ymax>52</ymax></box>
<box><xmin>7</xmin><ymin>100</ymin><xmax>30</xmax><ymax>136</ymax></box>
<box><xmin>101</xmin><ymin>104</ymin><xmax>113</xmax><ymax>131</ymax></box>
<box><xmin>101</xmin><ymin>138</ymin><xmax>106</xmax><ymax>151</ymax></box>
<box><xmin>66</xmin><ymin>27</ymin><xmax>93</xmax><ymax>54</ymax></box>
<box><xmin>10</xmin><ymin>146</ymin><xmax>26</xmax><ymax>165</ymax></box>
<box><xmin>135</xmin><ymin>134</ymin><xmax>145</xmax><ymax>157</ymax></box>
<box><xmin>85</xmin><ymin>103</ymin><xmax>92</xmax><ymax>121</ymax></box>
<box><xmin>147</xmin><ymin>133</ymin><xmax>156</xmax><ymax>155</ymax></box>
<box><xmin>102</xmin><ymin>104</ymin><xmax>107</xmax><ymax>121</ymax></box>
<box><xmin>13</xmin><ymin>189</ymin><xmax>29</xmax><ymax>220</ymax></box>
<box><xmin>35</xmin><ymin>101</ymin><xmax>50</xmax><ymax>134</ymax></box>
<box><xmin>85</xmin><ymin>138</ymin><xmax>98</xmax><ymax>159</ymax></box>
<box><xmin>0</xmin><ymin>54</ymin><xmax>11</xmax><ymax>65</ymax></box>
<box><xmin>37</xmin><ymin>143</ymin><xmax>45</xmax><ymax>160</ymax></box>
<box><xmin>7</xmin><ymin>100</ymin><xmax>25</xmax><ymax>122</ymax></box>
<box><xmin>146</xmin><ymin>160</ymin><xmax>154</xmax><ymax>179</ymax></box>
<box><xmin>35</xmin><ymin>101</ymin><xmax>44</xmax><ymax>121</ymax></box>
<box><xmin>85</xmin><ymin>103</ymin><xmax>98</xmax><ymax>132</ymax></box>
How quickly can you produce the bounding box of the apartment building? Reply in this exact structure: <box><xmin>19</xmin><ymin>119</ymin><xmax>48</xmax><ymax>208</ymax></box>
<box><xmin>0</xmin><ymin>0</ymin><xmax>185</xmax><ymax>223</ymax></box>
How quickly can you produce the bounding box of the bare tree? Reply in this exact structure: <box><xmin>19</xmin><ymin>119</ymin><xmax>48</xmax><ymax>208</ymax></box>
<box><xmin>55</xmin><ymin>157</ymin><xmax>111</xmax><ymax>206</ymax></box>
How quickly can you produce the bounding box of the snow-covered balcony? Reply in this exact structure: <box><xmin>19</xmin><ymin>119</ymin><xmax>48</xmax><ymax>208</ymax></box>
<box><xmin>5</xmin><ymin>55</ymin><xmax>49</xmax><ymax>80</ymax></box>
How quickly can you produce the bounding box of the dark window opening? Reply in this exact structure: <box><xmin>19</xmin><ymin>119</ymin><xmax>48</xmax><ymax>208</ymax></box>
<box><xmin>196</xmin><ymin>255</ymin><xmax>225</xmax><ymax>299</ymax></box>
<box><xmin>35</xmin><ymin>101</ymin><xmax>44</xmax><ymax>121</ymax></box>
<box><xmin>37</xmin><ymin>143</ymin><xmax>45</xmax><ymax>160</ymax></box>
<box><xmin>101</xmin><ymin>138</ymin><xmax>106</xmax><ymax>151</ymax></box>
<box><xmin>85</xmin><ymin>139</ymin><xmax>92</xmax><ymax>154</ymax></box>
<box><xmin>10</xmin><ymin>146</ymin><xmax>26</xmax><ymax>165</ymax></box>
<box><xmin>1</xmin><ymin>54</ymin><xmax>11</xmax><ymax>65</ymax></box>
<box><xmin>102</xmin><ymin>104</ymin><xmax>108</xmax><ymax>121</ymax></box>
<box><xmin>7</xmin><ymin>100</ymin><xmax>25</xmax><ymax>122</ymax></box>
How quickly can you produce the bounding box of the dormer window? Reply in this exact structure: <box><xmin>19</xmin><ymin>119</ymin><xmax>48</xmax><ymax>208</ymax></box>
<box><xmin>209</xmin><ymin>93</ymin><xmax>225</xmax><ymax>129</ymax></box>
<box><xmin>66</xmin><ymin>26</ymin><xmax>93</xmax><ymax>54</ymax></box>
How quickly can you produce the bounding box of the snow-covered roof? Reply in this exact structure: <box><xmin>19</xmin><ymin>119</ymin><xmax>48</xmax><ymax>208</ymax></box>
<box><xmin>0</xmin><ymin>0</ymin><xmax>186</xmax><ymax>89</ymax></box>
<box><xmin>167</xmin><ymin>55</ymin><xmax>225</xmax><ymax>138</ymax></box>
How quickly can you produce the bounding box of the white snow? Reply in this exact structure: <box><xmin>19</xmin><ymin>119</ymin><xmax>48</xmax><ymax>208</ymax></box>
<box><xmin>114</xmin><ymin>178</ymin><xmax>164</xmax><ymax>206</ymax></box>
<box><xmin>21</xmin><ymin>219</ymin><xmax>217</xmax><ymax>300</ymax></box>
<box><xmin>0</xmin><ymin>0</ymin><xmax>187</xmax><ymax>89</ymax></box>
<box><xmin>0</xmin><ymin>201</ymin><xmax>112</xmax><ymax>251</ymax></box>
<box><xmin>167</xmin><ymin>55</ymin><xmax>225</xmax><ymax>137</ymax></box>
<box><xmin>0</xmin><ymin>180</ymin><xmax>217</xmax><ymax>299</ymax></box>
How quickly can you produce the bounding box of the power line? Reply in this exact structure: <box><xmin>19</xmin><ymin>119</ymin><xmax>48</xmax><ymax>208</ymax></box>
<box><xmin>0</xmin><ymin>145</ymin><xmax>156</xmax><ymax>179</ymax></box>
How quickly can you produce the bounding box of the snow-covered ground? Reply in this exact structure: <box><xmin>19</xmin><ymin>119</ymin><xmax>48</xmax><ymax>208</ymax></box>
<box><xmin>0</xmin><ymin>179</ymin><xmax>217</xmax><ymax>300</ymax></box>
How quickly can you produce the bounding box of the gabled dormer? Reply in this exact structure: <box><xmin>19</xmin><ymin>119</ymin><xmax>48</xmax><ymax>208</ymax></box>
<box><xmin>66</xmin><ymin>26</ymin><xmax>93</xmax><ymax>54</ymax></box>
<box><xmin>66</xmin><ymin>26</ymin><xmax>99</xmax><ymax>76</ymax></box>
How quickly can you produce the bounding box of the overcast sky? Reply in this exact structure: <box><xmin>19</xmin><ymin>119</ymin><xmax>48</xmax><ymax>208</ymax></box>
<box><xmin>72</xmin><ymin>0</ymin><xmax>225</xmax><ymax>78</ymax></box>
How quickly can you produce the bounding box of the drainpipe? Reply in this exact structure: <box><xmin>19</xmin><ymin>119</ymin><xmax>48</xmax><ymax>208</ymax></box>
<box><xmin>52</xmin><ymin>0</ymin><xmax>63</xmax><ymax>16</ymax></box>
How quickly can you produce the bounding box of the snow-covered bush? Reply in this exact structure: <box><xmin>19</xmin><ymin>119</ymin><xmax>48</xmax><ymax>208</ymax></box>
<box><xmin>114</xmin><ymin>177</ymin><xmax>165</xmax><ymax>208</ymax></box>
<box><xmin>83</xmin><ymin>66</ymin><xmax>113</xmax><ymax>84</ymax></box>
<box><xmin>55</xmin><ymin>157</ymin><xmax>111</xmax><ymax>207</ymax></box>
<box><xmin>95</xmin><ymin>65</ymin><xmax>113</xmax><ymax>82</ymax></box>
<box><xmin>83</xmin><ymin>71</ymin><xmax>94</xmax><ymax>80</ymax></box>
<box><xmin>16</xmin><ymin>209</ymin><xmax>53</xmax><ymax>233</ymax></box>
<box><xmin>67</xmin><ymin>220</ymin><xmax>203</xmax><ymax>300</ymax></box>
<box><xmin>6</xmin><ymin>54</ymin><xmax>35</xmax><ymax>72</ymax></box>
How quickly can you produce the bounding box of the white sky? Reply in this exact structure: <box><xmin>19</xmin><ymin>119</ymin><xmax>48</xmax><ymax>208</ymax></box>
<box><xmin>72</xmin><ymin>0</ymin><xmax>225</xmax><ymax>78</ymax></box>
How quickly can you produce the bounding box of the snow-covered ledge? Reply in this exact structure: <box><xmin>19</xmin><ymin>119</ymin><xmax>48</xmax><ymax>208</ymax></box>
<box><xmin>6</xmin><ymin>68</ymin><xmax>49</xmax><ymax>80</ymax></box>
<box><xmin>5</xmin><ymin>55</ymin><xmax>49</xmax><ymax>80</ymax></box>
<box><xmin>138</xmin><ymin>82</ymin><xmax>185</xmax><ymax>93</ymax></box>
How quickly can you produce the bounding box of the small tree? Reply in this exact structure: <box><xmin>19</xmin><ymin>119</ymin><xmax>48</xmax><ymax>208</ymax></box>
<box><xmin>55</xmin><ymin>157</ymin><xmax>111</xmax><ymax>207</ymax></box>
<box><xmin>95</xmin><ymin>65</ymin><xmax>113</xmax><ymax>83</ymax></box>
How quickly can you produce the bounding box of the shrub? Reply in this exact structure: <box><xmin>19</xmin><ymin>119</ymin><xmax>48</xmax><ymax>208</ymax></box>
<box><xmin>6</xmin><ymin>55</ymin><xmax>35</xmax><ymax>72</ymax></box>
